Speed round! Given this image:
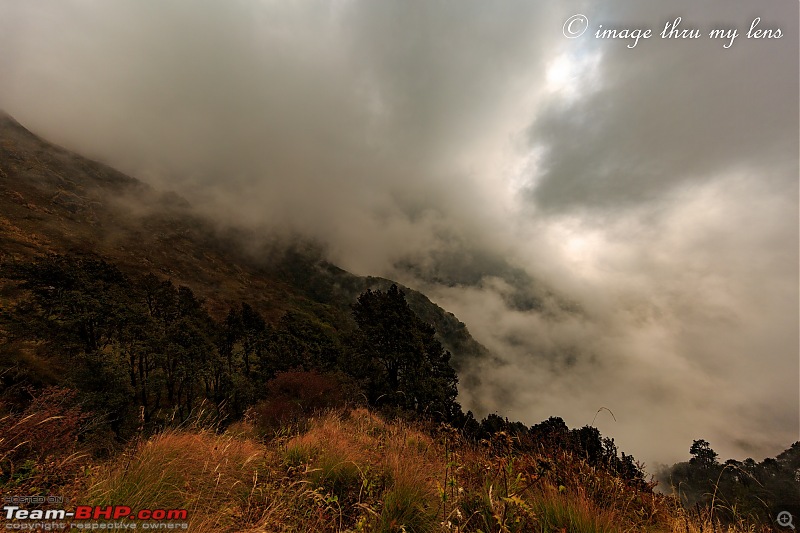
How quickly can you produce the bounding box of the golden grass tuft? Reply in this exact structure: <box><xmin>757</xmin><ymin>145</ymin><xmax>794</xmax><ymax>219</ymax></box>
<box><xmin>264</xmin><ymin>408</ymin><xmax>442</xmax><ymax>532</ymax></box>
<box><xmin>87</xmin><ymin>429</ymin><xmax>266</xmax><ymax>532</ymax></box>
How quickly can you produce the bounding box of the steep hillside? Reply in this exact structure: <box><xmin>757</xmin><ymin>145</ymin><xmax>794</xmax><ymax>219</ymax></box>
<box><xmin>0</xmin><ymin>110</ymin><xmax>487</xmax><ymax>364</ymax></box>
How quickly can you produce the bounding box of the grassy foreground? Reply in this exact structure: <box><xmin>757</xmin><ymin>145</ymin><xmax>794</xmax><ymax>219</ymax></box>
<box><xmin>23</xmin><ymin>408</ymin><xmax>765</xmax><ymax>533</ymax></box>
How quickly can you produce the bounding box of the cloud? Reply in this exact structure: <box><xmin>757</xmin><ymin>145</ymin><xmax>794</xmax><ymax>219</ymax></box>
<box><xmin>0</xmin><ymin>0</ymin><xmax>796</xmax><ymax>466</ymax></box>
<box><xmin>425</xmin><ymin>172</ymin><xmax>797</xmax><ymax>464</ymax></box>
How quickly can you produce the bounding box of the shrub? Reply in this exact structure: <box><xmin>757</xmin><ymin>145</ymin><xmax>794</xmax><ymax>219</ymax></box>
<box><xmin>0</xmin><ymin>386</ymin><xmax>91</xmax><ymax>491</ymax></box>
<box><xmin>250</xmin><ymin>370</ymin><xmax>359</xmax><ymax>435</ymax></box>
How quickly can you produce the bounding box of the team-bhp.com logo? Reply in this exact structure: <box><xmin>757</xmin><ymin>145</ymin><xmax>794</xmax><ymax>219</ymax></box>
<box><xmin>4</xmin><ymin>505</ymin><xmax>188</xmax><ymax>530</ymax></box>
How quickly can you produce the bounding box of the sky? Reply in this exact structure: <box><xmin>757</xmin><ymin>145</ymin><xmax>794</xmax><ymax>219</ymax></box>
<box><xmin>0</xmin><ymin>0</ymin><xmax>797</xmax><ymax>468</ymax></box>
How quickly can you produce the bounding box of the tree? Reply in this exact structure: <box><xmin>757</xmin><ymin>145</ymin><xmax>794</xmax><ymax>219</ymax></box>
<box><xmin>4</xmin><ymin>256</ymin><xmax>132</xmax><ymax>356</ymax></box>
<box><xmin>350</xmin><ymin>285</ymin><xmax>459</xmax><ymax>420</ymax></box>
<box><xmin>239</xmin><ymin>303</ymin><xmax>265</xmax><ymax>377</ymax></box>
<box><xmin>689</xmin><ymin>439</ymin><xmax>719</xmax><ymax>469</ymax></box>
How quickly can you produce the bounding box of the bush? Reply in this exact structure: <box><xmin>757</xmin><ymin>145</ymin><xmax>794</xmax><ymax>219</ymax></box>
<box><xmin>250</xmin><ymin>370</ymin><xmax>360</xmax><ymax>434</ymax></box>
<box><xmin>0</xmin><ymin>387</ymin><xmax>91</xmax><ymax>491</ymax></box>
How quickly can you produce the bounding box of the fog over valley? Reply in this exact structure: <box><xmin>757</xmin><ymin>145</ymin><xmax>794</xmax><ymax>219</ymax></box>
<box><xmin>0</xmin><ymin>0</ymin><xmax>797</xmax><ymax>467</ymax></box>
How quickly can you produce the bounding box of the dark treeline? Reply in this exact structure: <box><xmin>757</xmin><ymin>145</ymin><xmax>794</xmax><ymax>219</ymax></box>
<box><xmin>456</xmin><ymin>413</ymin><xmax>651</xmax><ymax>492</ymax></box>
<box><xmin>658</xmin><ymin>439</ymin><xmax>800</xmax><ymax>525</ymax></box>
<box><xmin>2</xmin><ymin>255</ymin><xmax>393</xmax><ymax>430</ymax></box>
<box><xmin>3</xmin><ymin>254</ymin><xmax>647</xmax><ymax>487</ymax></box>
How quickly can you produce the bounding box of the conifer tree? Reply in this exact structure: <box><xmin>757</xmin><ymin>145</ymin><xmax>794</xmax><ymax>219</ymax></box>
<box><xmin>351</xmin><ymin>284</ymin><xmax>459</xmax><ymax>420</ymax></box>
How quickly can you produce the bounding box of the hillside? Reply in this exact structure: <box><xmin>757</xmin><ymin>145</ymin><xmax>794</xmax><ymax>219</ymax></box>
<box><xmin>0</xmin><ymin>110</ymin><xmax>488</xmax><ymax>366</ymax></box>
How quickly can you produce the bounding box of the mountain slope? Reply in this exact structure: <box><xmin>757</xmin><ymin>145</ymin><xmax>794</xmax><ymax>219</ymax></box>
<box><xmin>0</xmin><ymin>110</ymin><xmax>488</xmax><ymax>364</ymax></box>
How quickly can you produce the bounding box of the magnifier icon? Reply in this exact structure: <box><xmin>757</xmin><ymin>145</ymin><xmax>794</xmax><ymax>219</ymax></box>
<box><xmin>778</xmin><ymin>511</ymin><xmax>796</xmax><ymax>530</ymax></box>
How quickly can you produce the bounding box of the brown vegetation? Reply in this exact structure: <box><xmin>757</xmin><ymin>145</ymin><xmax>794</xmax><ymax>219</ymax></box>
<box><xmin>0</xmin><ymin>399</ymin><xmax>772</xmax><ymax>532</ymax></box>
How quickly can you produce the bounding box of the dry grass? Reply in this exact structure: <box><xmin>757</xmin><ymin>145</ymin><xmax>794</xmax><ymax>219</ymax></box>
<box><xmin>87</xmin><ymin>429</ymin><xmax>267</xmax><ymax>532</ymax></box>
<box><xmin>3</xmin><ymin>406</ymin><xmax>771</xmax><ymax>533</ymax></box>
<box><xmin>663</xmin><ymin>504</ymin><xmax>773</xmax><ymax>533</ymax></box>
<box><xmin>261</xmin><ymin>408</ymin><xmax>442</xmax><ymax>532</ymax></box>
<box><xmin>0</xmin><ymin>387</ymin><xmax>90</xmax><ymax>494</ymax></box>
